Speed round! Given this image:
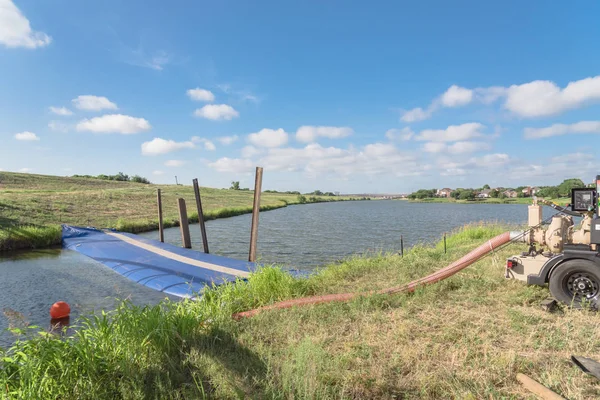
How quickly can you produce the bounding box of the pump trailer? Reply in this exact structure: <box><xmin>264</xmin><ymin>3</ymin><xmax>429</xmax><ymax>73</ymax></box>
<box><xmin>506</xmin><ymin>175</ymin><xmax>600</xmax><ymax>307</ymax></box>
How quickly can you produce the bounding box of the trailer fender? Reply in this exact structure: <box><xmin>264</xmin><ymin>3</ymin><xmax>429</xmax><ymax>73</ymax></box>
<box><xmin>528</xmin><ymin>252</ymin><xmax>600</xmax><ymax>286</ymax></box>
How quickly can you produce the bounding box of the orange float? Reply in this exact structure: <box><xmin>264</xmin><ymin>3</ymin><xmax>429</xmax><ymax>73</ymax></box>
<box><xmin>49</xmin><ymin>301</ymin><xmax>70</xmax><ymax>319</ymax></box>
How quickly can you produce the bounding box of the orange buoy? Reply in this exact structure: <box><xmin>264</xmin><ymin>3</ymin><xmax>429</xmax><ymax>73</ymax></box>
<box><xmin>50</xmin><ymin>301</ymin><xmax>70</xmax><ymax>319</ymax></box>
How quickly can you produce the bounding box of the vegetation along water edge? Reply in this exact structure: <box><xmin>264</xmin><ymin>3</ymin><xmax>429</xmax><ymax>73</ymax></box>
<box><xmin>0</xmin><ymin>172</ymin><xmax>368</xmax><ymax>252</ymax></box>
<box><xmin>1</xmin><ymin>224</ymin><xmax>598</xmax><ymax>399</ymax></box>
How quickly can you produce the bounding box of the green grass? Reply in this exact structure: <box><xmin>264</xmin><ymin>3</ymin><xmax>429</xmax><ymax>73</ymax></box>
<box><xmin>2</xmin><ymin>224</ymin><xmax>600</xmax><ymax>399</ymax></box>
<box><xmin>0</xmin><ymin>172</ymin><xmax>355</xmax><ymax>251</ymax></box>
<box><xmin>0</xmin><ymin>225</ymin><xmax>62</xmax><ymax>252</ymax></box>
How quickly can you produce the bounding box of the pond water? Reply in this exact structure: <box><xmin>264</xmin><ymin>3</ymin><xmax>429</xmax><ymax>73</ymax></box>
<box><xmin>1</xmin><ymin>200</ymin><xmax>539</xmax><ymax>346</ymax></box>
<box><xmin>0</xmin><ymin>250</ymin><xmax>173</xmax><ymax>348</ymax></box>
<box><xmin>140</xmin><ymin>200</ymin><xmax>532</xmax><ymax>269</ymax></box>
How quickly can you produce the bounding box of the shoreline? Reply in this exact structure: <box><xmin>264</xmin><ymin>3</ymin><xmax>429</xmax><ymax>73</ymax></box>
<box><xmin>0</xmin><ymin>197</ymin><xmax>369</xmax><ymax>253</ymax></box>
<box><xmin>405</xmin><ymin>197</ymin><xmax>569</xmax><ymax>205</ymax></box>
<box><xmin>2</xmin><ymin>223</ymin><xmax>595</xmax><ymax>398</ymax></box>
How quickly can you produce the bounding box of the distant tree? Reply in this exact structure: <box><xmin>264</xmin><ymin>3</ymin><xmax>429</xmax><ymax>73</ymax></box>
<box><xmin>499</xmin><ymin>192</ymin><xmax>507</xmax><ymax>199</ymax></box>
<box><xmin>131</xmin><ymin>175</ymin><xmax>150</xmax><ymax>184</ymax></box>
<box><xmin>490</xmin><ymin>189</ymin><xmax>499</xmax><ymax>198</ymax></box>
<box><xmin>458</xmin><ymin>190</ymin><xmax>475</xmax><ymax>200</ymax></box>
<box><xmin>114</xmin><ymin>172</ymin><xmax>129</xmax><ymax>181</ymax></box>
<box><xmin>312</xmin><ymin>190</ymin><xmax>323</xmax><ymax>196</ymax></box>
<box><xmin>230</xmin><ymin>181</ymin><xmax>240</xmax><ymax>190</ymax></box>
<box><xmin>517</xmin><ymin>191</ymin><xmax>525</xmax><ymax>198</ymax></box>
<box><xmin>537</xmin><ymin>186</ymin><xmax>560</xmax><ymax>198</ymax></box>
<box><xmin>483</xmin><ymin>184</ymin><xmax>490</xmax><ymax>190</ymax></box>
<box><xmin>297</xmin><ymin>194</ymin><xmax>307</xmax><ymax>204</ymax></box>
<box><xmin>558</xmin><ymin>178</ymin><xmax>585</xmax><ymax>197</ymax></box>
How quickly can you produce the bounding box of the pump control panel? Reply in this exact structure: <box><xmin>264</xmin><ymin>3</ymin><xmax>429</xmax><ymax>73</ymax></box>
<box><xmin>571</xmin><ymin>188</ymin><xmax>597</xmax><ymax>212</ymax></box>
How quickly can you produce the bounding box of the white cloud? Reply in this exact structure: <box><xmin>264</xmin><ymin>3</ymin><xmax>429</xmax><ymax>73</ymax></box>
<box><xmin>401</xmin><ymin>107</ymin><xmax>432</xmax><ymax>123</ymax></box>
<box><xmin>524</xmin><ymin>120</ymin><xmax>600</xmax><ymax>139</ymax></box>
<box><xmin>141</xmin><ymin>138</ymin><xmax>195</xmax><ymax>155</ymax></box>
<box><xmin>422</xmin><ymin>142</ymin><xmax>447</xmax><ymax>153</ymax></box>
<box><xmin>14</xmin><ymin>131</ymin><xmax>39</xmax><ymax>141</ymax></box>
<box><xmin>241</xmin><ymin>145</ymin><xmax>262</xmax><ymax>158</ymax></box>
<box><xmin>186</xmin><ymin>88</ymin><xmax>215</xmax><ymax>102</ymax></box>
<box><xmin>217</xmin><ymin>84</ymin><xmax>259</xmax><ymax>103</ymax></box>
<box><xmin>48</xmin><ymin>120</ymin><xmax>69</xmax><ymax>132</ymax></box>
<box><xmin>550</xmin><ymin>152</ymin><xmax>594</xmax><ymax>164</ymax></box>
<box><xmin>203</xmin><ymin>140</ymin><xmax>216</xmax><ymax>151</ymax></box>
<box><xmin>474</xmin><ymin>86</ymin><xmax>507</xmax><ymax>104</ymax></box>
<box><xmin>76</xmin><ymin>114</ymin><xmax>151</xmax><ymax>134</ymax></box>
<box><xmin>385</xmin><ymin>127</ymin><xmax>414</xmax><ymax>141</ymax></box>
<box><xmin>144</xmin><ymin>51</ymin><xmax>170</xmax><ymax>71</ymax></box>
<box><xmin>190</xmin><ymin>136</ymin><xmax>216</xmax><ymax>151</ymax></box>
<box><xmin>208</xmin><ymin>157</ymin><xmax>254</xmax><ymax>173</ymax></box>
<box><xmin>295</xmin><ymin>126</ymin><xmax>353</xmax><ymax>143</ymax></box>
<box><xmin>416</xmin><ymin>122</ymin><xmax>486</xmax><ymax>142</ymax></box>
<box><xmin>152</xmin><ymin>170</ymin><xmax>164</xmax><ymax>175</ymax></box>
<box><xmin>165</xmin><ymin>160</ymin><xmax>184</xmax><ymax>167</ymax></box>
<box><xmin>0</xmin><ymin>0</ymin><xmax>52</xmax><ymax>48</ymax></box>
<box><xmin>217</xmin><ymin>135</ymin><xmax>239</xmax><ymax>145</ymax></box>
<box><xmin>72</xmin><ymin>95</ymin><xmax>118</xmax><ymax>111</ymax></box>
<box><xmin>209</xmin><ymin>142</ymin><xmax>423</xmax><ymax>179</ymax></box>
<box><xmin>447</xmin><ymin>141</ymin><xmax>491</xmax><ymax>154</ymax></box>
<box><xmin>422</xmin><ymin>140</ymin><xmax>490</xmax><ymax>155</ymax></box>
<box><xmin>505</xmin><ymin>76</ymin><xmax>600</xmax><ymax>118</ymax></box>
<box><xmin>194</xmin><ymin>104</ymin><xmax>239</xmax><ymax>120</ymax></box>
<box><xmin>49</xmin><ymin>106</ymin><xmax>73</xmax><ymax>116</ymax></box>
<box><xmin>19</xmin><ymin>168</ymin><xmax>31</xmax><ymax>173</ymax></box>
<box><xmin>248</xmin><ymin>128</ymin><xmax>288</xmax><ymax>148</ymax></box>
<box><xmin>440</xmin><ymin>85</ymin><xmax>473</xmax><ymax>107</ymax></box>
<box><xmin>401</xmin><ymin>85</ymin><xmax>473</xmax><ymax>122</ymax></box>
<box><xmin>405</xmin><ymin>75</ymin><xmax>600</xmax><ymax>121</ymax></box>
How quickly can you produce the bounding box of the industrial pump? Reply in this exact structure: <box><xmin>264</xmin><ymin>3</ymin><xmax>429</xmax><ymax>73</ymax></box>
<box><xmin>506</xmin><ymin>176</ymin><xmax>600</xmax><ymax>308</ymax></box>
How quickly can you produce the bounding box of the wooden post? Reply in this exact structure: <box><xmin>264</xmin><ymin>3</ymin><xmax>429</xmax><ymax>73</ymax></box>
<box><xmin>177</xmin><ymin>198</ymin><xmax>191</xmax><ymax>249</ymax></box>
<box><xmin>192</xmin><ymin>178</ymin><xmax>209</xmax><ymax>253</ymax></box>
<box><xmin>444</xmin><ymin>232</ymin><xmax>447</xmax><ymax>254</ymax></box>
<box><xmin>400</xmin><ymin>235</ymin><xmax>404</xmax><ymax>257</ymax></box>
<box><xmin>157</xmin><ymin>189</ymin><xmax>164</xmax><ymax>242</ymax></box>
<box><xmin>516</xmin><ymin>373</ymin><xmax>565</xmax><ymax>400</ymax></box>
<box><xmin>248</xmin><ymin>167</ymin><xmax>263</xmax><ymax>262</ymax></box>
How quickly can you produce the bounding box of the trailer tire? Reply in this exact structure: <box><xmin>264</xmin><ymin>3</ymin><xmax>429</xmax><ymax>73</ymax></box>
<box><xmin>549</xmin><ymin>259</ymin><xmax>600</xmax><ymax>309</ymax></box>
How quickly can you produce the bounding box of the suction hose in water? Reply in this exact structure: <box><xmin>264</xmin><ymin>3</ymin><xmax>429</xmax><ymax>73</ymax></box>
<box><xmin>233</xmin><ymin>231</ymin><xmax>517</xmax><ymax>319</ymax></box>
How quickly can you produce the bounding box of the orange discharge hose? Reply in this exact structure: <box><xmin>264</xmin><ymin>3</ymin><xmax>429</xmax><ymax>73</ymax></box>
<box><xmin>233</xmin><ymin>232</ymin><xmax>512</xmax><ymax>319</ymax></box>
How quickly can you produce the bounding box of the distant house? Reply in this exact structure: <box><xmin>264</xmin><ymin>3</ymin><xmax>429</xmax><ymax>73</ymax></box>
<box><xmin>477</xmin><ymin>189</ymin><xmax>492</xmax><ymax>198</ymax></box>
<box><xmin>504</xmin><ymin>190</ymin><xmax>518</xmax><ymax>198</ymax></box>
<box><xmin>437</xmin><ymin>188</ymin><xmax>453</xmax><ymax>197</ymax></box>
<box><xmin>522</xmin><ymin>186</ymin><xmax>535</xmax><ymax>196</ymax></box>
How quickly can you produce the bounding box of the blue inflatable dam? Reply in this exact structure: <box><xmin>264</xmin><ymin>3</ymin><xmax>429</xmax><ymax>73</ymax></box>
<box><xmin>62</xmin><ymin>225</ymin><xmax>256</xmax><ymax>298</ymax></box>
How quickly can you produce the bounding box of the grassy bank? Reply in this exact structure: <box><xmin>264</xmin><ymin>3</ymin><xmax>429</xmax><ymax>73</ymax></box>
<box><xmin>0</xmin><ymin>172</ymin><xmax>359</xmax><ymax>251</ymax></box>
<box><xmin>2</xmin><ymin>224</ymin><xmax>599</xmax><ymax>399</ymax></box>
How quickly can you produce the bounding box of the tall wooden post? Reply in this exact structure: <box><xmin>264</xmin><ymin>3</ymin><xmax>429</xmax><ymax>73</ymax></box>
<box><xmin>157</xmin><ymin>189</ymin><xmax>164</xmax><ymax>242</ymax></box>
<box><xmin>248</xmin><ymin>167</ymin><xmax>263</xmax><ymax>262</ymax></box>
<box><xmin>192</xmin><ymin>178</ymin><xmax>209</xmax><ymax>253</ymax></box>
<box><xmin>177</xmin><ymin>198</ymin><xmax>191</xmax><ymax>249</ymax></box>
<box><xmin>400</xmin><ymin>235</ymin><xmax>404</xmax><ymax>257</ymax></box>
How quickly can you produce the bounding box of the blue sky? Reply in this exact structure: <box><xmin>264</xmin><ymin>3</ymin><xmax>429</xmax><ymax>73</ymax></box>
<box><xmin>1</xmin><ymin>0</ymin><xmax>600</xmax><ymax>193</ymax></box>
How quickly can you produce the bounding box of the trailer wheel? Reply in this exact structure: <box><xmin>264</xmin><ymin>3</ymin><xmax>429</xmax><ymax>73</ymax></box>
<box><xmin>549</xmin><ymin>260</ymin><xmax>600</xmax><ymax>309</ymax></box>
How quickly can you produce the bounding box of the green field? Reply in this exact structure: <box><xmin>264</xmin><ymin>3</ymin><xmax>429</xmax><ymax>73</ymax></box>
<box><xmin>1</xmin><ymin>224</ymin><xmax>598</xmax><ymax>399</ymax></box>
<box><xmin>0</xmin><ymin>172</ymin><xmax>357</xmax><ymax>251</ymax></box>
